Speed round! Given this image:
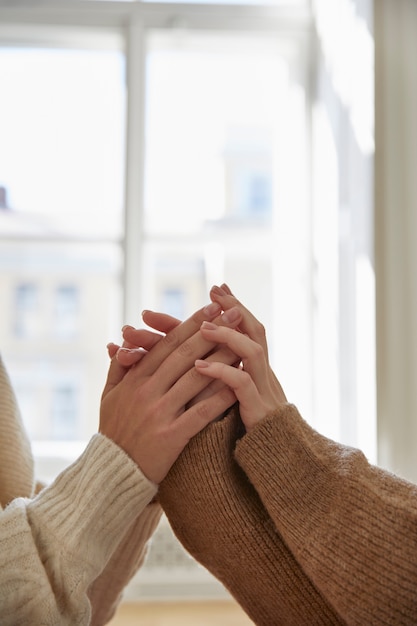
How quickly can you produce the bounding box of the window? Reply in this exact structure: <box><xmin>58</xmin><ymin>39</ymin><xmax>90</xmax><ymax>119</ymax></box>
<box><xmin>51</xmin><ymin>385</ymin><xmax>79</xmax><ymax>440</ymax></box>
<box><xmin>53</xmin><ymin>285</ymin><xmax>79</xmax><ymax>339</ymax></box>
<box><xmin>0</xmin><ymin>0</ymin><xmax>375</xmax><ymax>457</ymax></box>
<box><xmin>161</xmin><ymin>288</ymin><xmax>187</xmax><ymax>321</ymax></box>
<box><xmin>14</xmin><ymin>283</ymin><xmax>39</xmax><ymax>338</ymax></box>
<box><xmin>0</xmin><ymin>37</ymin><xmax>125</xmax><ymax>450</ymax></box>
<box><xmin>0</xmin><ymin>0</ymin><xmax>375</xmax><ymax>601</ymax></box>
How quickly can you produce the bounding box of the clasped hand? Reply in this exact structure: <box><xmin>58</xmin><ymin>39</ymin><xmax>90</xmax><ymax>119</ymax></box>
<box><xmin>100</xmin><ymin>284</ymin><xmax>286</xmax><ymax>484</ymax></box>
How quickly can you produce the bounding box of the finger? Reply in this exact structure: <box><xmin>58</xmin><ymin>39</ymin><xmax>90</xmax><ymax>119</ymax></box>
<box><xmin>107</xmin><ymin>342</ymin><xmax>119</xmax><ymax>359</ymax></box>
<box><xmin>199</xmin><ymin>322</ymin><xmax>269</xmax><ymax>394</ymax></box>
<box><xmin>220</xmin><ymin>282</ymin><xmax>233</xmax><ymax>296</ymax></box>
<box><xmin>142</xmin><ymin>310</ymin><xmax>181</xmax><ymax>334</ymax></box>
<box><xmin>141</xmin><ymin>306</ymin><xmax>243</xmax><ymax>393</ymax></box>
<box><xmin>122</xmin><ymin>326</ymin><xmax>164</xmax><ymax>352</ymax></box>
<box><xmin>194</xmin><ymin>360</ymin><xmax>263</xmax><ymax>428</ymax></box>
<box><xmin>116</xmin><ymin>347</ymin><xmax>148</xmax><ymax>367</ymax></box>
<box><xmin>187</xmin><ymin>377</ymin><xmax>228</xmax><ymax>407</ymax></box>
<box><xmin>101</xmin><ymin>356</ymin><xmax>129</xmax><ymax>399</ymax></box>
<box><xmin>210</xmin><ymin>285</ymin><xmax>268</xmax><ymax>355</ymax></box>
<box><xmin>173</xmin><ymin>384</ymin><xmax>237</xmax><ymax>441</ymax></box>
<box><xmin>131</xmin><ymin>301</ymin><xmax>223</xmax><ymax>379</ymax></box>
<box><xmin>164</xmin><ymin>340</ymin><xmax>239</xmax><ymax>412</ymax></box>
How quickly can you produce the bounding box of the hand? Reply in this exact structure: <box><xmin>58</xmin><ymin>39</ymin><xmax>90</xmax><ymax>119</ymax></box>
<box><xmin>107</xmin><ymin>301</ymin><xmax>221</xmax><ymax>367</ymax></box>
<box><xmin>100</xmin><ymin>302</ymin><xmax>243</xmax><ymax>483</ymax></box>
<box><xmin>106</xmin><ymin>306</ymin><xmax>190</xmax><ymax>365</ymax></box>
<box><xmin>111</xmin><ymin>302</ymin><xmax>241</xmax><ymax>408</ymax></box>
<box><xmin>195</xmin><ymin>284</ymin><xmax>287</xmax><ymax>432</ymax></box>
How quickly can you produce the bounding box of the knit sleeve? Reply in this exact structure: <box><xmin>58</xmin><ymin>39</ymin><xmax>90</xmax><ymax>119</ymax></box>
<box><xmin>235</xmin><ymin>403</ymin><xmax>417</xmax><ymax>626</ymax></box>
<box><xmin>0</xmin><ymin>434</ymin><xmax>158</xmax><ymax>625</ymax></box>
<box><xmin>88</xmin><ymin>502</ymin><xmax>162</xmax><ymax>626</ymax></box>
<box><xmin>159</xmin><ymin>409</ymin><xmax>344</xmax><ymax>626</ymax></box>
<box><xmin>0</xmin><ymin>355</ymin><xmax>34</xmax><ymax>505</ymax></box>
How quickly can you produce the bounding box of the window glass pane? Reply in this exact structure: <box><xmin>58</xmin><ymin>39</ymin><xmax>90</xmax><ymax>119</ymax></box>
<box><xmin>142</xmin><ymin>32</ymin><xmax>309</xmax><ymax>395</ymax></box>
<box><xmin>0</xmin><ymin>44</ymin><xmax>125</xmax><ymax>448</ymax></box>
<box><xmin>144</xmin><ymin>34</ymin><xmax>284</xmax><ymax>236</ymax></box>
<box><xmin>0</xmin><ymin>47</ymin><xmax>125</xmax><ymax>238</ymax></box>
<box><xmin>53</xmin><ymin>285</ymin><xmax>79</xmax><ymax>340</ymax></box>
<box><xmin>14</xmin><ymin>283</ymin><xmax>39</xmax><ymax>338</ymax></box>
<box><xmin>51</xmin><ymin>385</ymin><xmax>79</xmax><ymax>440</ymax></box>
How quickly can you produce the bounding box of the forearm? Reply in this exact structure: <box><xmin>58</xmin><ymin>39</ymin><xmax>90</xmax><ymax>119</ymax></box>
<box><xmin>88</xmin><ymin>501</ymin><xmax>162</xmax><ymax>626</ymax></box>
<box><xmin>0</xmin><ymin>434</ymin><xmax>157</xmax><ymax>625</ymax></box>
<box><xmin>235</xmin><ymin>404</ymin><xmax>417</xmax><ymax>625</ymax></box>
<box><xmin>160</xmin><ymin>409</ymin><xmax>344</xmax><ymax>626</ymax></box>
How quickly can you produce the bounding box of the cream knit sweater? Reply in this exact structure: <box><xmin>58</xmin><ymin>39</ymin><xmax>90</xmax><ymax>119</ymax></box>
<box><xmin>160</xmin><ymin>406</ymin><xmax>417</xmax><ymax>625</ymax></box>
<box><xmin>0</xmin><ymin>355</ymin><xmax>162</xmax><ymax>625</ymax></box>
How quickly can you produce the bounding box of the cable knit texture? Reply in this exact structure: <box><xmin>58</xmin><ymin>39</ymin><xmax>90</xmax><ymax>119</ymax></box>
<box><xmin>160</xmin><ymin>408</ymin><xmax>344</xmax><ymax>626</ymax></box>
<box><xmin>0</xmin><ymin>354</ymin><xmax>162</xmax><ymax>625</ymax></box>
<box><xmin>160</xmin><ymin>404</ymin><xmax>417</xmax><ymax>626</ymax></box>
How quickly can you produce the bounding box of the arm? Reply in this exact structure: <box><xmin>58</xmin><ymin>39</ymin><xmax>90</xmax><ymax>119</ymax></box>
<box><xmin>0</xmin><ymin>435</ymin><xmax>157</xmax><ymax>625</ymax></box>
<box><xmin>151</xmin><ymin>289</ymin><xmax>343</xmax><ymax>624</ymax></box>
<box><xmin>87</xmin><ymin>301</ymin><xmax>239</xmax><ymax>622</ymax></box>
<box><xmin>159</xmin><ymin>408</ymin><xmax>344</xmax><ymax>626</ymax></box>
<box><xmin>0</xmin><ymin>301</ymin><xmax>241</xmax><ymax>624</ymax></box>
<box><xmin>87</xmin><ymin>502</ymin><xmax>162</xmax><ymax>626</ymax></box>
<box><xmin>196</xmin><ymin>284</ymin><xmax>417</xmax><ymax>625</ymax></box>
<box><xmin>236</xmin><ymin>405</ymin><xmax>417</xmax><ymax>626</ymax></box>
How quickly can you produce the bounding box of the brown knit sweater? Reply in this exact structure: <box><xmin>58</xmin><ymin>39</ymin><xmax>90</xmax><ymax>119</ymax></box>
<box><xmin>160</xmin><ymin>405</ymin><xmax>417</xmax><ymax>625</ymax></box>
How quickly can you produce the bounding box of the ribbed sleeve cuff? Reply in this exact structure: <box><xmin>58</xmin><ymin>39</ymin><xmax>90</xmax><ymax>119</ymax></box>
<box><xmin>27</xmin><ymin>434</ymin><xmax>158</xmax><ymax>569</ymax></box>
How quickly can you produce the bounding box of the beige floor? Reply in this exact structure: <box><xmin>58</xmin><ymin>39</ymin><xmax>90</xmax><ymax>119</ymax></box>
<box><xmin>109</xmin><ymin>600</ymin><xmax>254</xmax><ymax>626</ymax></box>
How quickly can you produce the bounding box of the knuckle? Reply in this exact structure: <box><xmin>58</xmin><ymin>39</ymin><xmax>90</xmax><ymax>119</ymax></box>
<box><xmin>177</xmin><ymin>339</ymin><xmax>194</xmax><ymax>358</ymax></box>
<box><xmin>157</xmin><ymin>424</ymin><xmax>172</xmax><ymax>444</ymax></box>
<box><xmin>161</xmin><ymin>329</ymin><xmax>181</xmax><ymax>351</ymax></box>
<box><xmin>150</xmin><ymin>397</ymin><xmax>166</xmax><ymax>419</ymax></box>
<box><xmin>251</xmin><ymin>341</ymin><xmax>265</xmax><ymax>360</ymax></box>
<box><xmin>219</xmin><ymin>385</ymin><xmax>235</xmax><ymax>403</ymax></box>
<box><xmin>253</xmin><ymin>321</ymin><xmax>267</xmax><ymax>345</ymax></box>
<box><xmin>194</xmin><ymin>402</ymin><xmax>210</xmax><ymax>422</ymax></box>
<box><xmin>187</xmin><ymin>366</ymin><xmax>202</xmax><ymax>384</ymax></box>
<box><xmin>190</xmin><ymin>308</ymin><xmax>204</xmax><ymax>327</ymax></box>
<box><xmin>239</xmin><ymin>370</ymin><xmax>253</xmax><ymax>387</ymax></box>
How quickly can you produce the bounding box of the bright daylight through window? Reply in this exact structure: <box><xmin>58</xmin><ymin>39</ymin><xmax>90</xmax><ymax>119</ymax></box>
<box><xmin>0</xmin><ymin>0</ymin><xmax>375</xmax><ymax>483</ymax></box>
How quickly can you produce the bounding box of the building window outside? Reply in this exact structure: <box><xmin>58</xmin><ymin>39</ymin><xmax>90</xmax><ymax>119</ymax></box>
<box><xmin>160</xmin><ymin>287</ymin><xmax>186</xmax><ymax>321</ymax></box>
<box><xmin>234</xmin><ymin>169</ymin><xmax>273</xmax><ymax>218</ymax></box>
<box><xmin>51</xmin><ymin>385</ymin><xmax>78</xmax><ymax>440</ymax></box>
<box><xmin>14</xmin><ymin>283</ymin><xmax>39</xmax><ymax>338</ymax></box>
<box><xmin>54</xmin><ymin>285</ymin><xmax>79</xmax><ymax>340</ymax></box>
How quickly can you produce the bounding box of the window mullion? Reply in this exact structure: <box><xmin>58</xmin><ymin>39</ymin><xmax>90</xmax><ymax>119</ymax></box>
<box><xmin>123</xmin><ymin>16</ymin><xmax>147</xmax><ymax>325</ymax></box>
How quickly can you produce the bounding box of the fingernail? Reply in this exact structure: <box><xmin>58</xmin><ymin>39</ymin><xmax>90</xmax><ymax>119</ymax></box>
<box><xmin>220</xmin><ymin>283</ymin><xmax>233</xmax><ymax>295</ymax></box>
<box><xmin>203</xmin><ymin>302</ymin><xmax>221</xmax><ymax>317</ymax></box>
<box><xmin>201</xmin><ymin>320</ymin><xmax>218</xmax><ymax>331</ymax></box>
<box><xmin>122</xmin><ymin>324</ymin><xmax>133</xmax><ymax>332</ymax></box>
<box><xmin>195</xmin><ymin>359</ymin><xmax>209</xmax><ymax>368</ymax></box>
<box><xmin>222</xmin><ymin>307</ymin><xmax>240</xmax><ymax>324</ymax></box>
<box><xmin>211</xmin><ymin>285</ymin><xmax>227</xmax><ymax>297</ymax></box>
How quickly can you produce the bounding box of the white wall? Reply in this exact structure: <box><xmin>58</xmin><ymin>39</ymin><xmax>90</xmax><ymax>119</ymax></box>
<box><xmin>375</xmin><ymin>0</ymin><xmax>417</xmax><ymax>483</ymax></box>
